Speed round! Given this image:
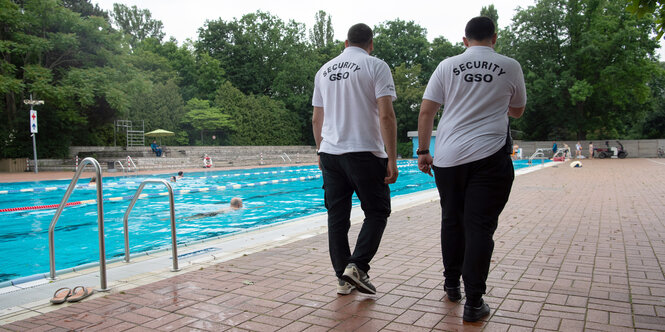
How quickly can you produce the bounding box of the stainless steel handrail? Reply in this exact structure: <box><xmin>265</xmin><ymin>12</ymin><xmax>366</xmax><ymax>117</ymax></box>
<box><xmin>48</xmin><ymin>157</ymin><xmax>109</xmax><ymax>291</ymax></box>
<box><xmin>122</xmin><ymin>179</ymin><xmax>180</xmax><ymax>272</ymax></box>
<box><xmin>114</xmin><ymin>160</ymin><xmax>126</xmax><ymax>175</ymax></box>
<box><xmin>529</xmin><ymin>148</ymin><xmax>545</xmax><ymax>162</ymax></box>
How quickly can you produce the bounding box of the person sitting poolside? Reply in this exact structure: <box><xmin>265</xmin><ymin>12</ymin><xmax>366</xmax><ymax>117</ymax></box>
<box><xmin>150</xmin><ymin>140</ymin><xmax>162</xmax><ymax>157</ymax></box>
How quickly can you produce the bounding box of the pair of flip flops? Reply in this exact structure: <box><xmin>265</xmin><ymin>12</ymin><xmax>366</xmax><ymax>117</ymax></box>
<box><xmin>50</xmin><ymin>286</ymin><xmax>94</xmax><ymax>304</ymax></box>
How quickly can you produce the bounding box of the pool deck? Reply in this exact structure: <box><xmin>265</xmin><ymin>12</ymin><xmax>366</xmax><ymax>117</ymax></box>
<box><xmin>1</xmin><ymin>158</ymin><xmax>665</xmax><ymax>331</ymax></box>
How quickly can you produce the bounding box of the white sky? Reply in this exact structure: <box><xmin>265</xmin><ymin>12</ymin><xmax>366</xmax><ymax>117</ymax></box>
<box><xmin>93</xmin><ymin>0</ymin><xmax>664</xmax><ymax>58</ymax></box>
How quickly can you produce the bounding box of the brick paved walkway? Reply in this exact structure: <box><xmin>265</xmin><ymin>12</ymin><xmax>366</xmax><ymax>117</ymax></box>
<box><xmin>1</xmin><ymin>159</ymin><xmax>664</xmax><ymax>331</ymax></box>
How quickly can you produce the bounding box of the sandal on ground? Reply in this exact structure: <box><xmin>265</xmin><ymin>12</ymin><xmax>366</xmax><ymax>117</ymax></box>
<box><xmin>49</xmin><ymin>287</ymin><xmax>72</xmax><ymax>304</ymax></box>
<box><xmin>67</xmin><ymin>286</ymin><xmax>94</xmax><ymax>302</ymax></box>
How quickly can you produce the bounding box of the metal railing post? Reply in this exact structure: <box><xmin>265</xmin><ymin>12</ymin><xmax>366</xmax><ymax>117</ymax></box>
<box><xmin>123</xmin><ymin>179</ymin><xmax>180</xmax><ymax>272</ymax></box>
<box><xmin>48</xmin><ymin>157</ymin><xmax>109</xmax><ymax>291</ymax></box>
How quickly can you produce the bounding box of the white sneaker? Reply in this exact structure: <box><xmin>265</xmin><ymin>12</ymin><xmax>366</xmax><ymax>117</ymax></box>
<box><xmin>337</xmin><ymin>278</ymin><xmax>355</xmax><ymax>295</ymax></box>
<box><xmin>341</xmin><ymin>263</ymin><xmax>376</xmax><ymax>294</ymax></box>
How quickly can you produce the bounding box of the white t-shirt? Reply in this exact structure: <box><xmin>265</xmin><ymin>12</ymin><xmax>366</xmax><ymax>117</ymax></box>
<box><xmin>423</xmin><ymin>46</ymin><xmax>526</xmax><ymax>167</ymax></box>
<box><xmin>312</xmin><ymin>46</ymin><xmax>397</xmax><ymax>158</ymax></box>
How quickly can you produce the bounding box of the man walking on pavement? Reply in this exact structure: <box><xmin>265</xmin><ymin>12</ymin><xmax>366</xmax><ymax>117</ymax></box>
<box><xmin>417</xmin><ymin>16</ymin><xmax>526</xmax><ymax>322</ymax></box>
<box><xmin>312</xmin><ymin>23</ymin><xmax>398</xmax><ymax>296</ymax></box>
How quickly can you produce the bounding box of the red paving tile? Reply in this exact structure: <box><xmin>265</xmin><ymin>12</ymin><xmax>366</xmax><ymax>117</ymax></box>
<box><xmin>2</xmin><ymin>158</ymin><xmax>665</xmax><ymax>331</ymax></box>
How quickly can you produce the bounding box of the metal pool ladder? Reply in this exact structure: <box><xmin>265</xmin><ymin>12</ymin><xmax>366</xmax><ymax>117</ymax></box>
<box><xmin>114</xmin><ymin>160</ymin><xmax>126</xmax><ymax>175</ymax></box>
<box><xmin>48</xmin><ymin>157</ymin><xmax>110</xmax><ymax>291</ymax></box>
<box><xmin>122</xmin><ymin>179</ymin><xmax>180</xmax><ymax>272</ymax></box>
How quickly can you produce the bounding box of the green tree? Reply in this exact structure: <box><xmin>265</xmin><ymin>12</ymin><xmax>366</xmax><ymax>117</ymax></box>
<box><xmin>195</xmin><ymin>53</ymin><xmax>226</xmax><ymax>101</ymax></box>
<box><xmin>62</xmin><ymin>0</ymin><xmax>108</xmax><ymax>19</ymax></box>
<box><xmin>1</xmin><ymin>0</ymin><xmax>122</xmax><ymax>157</ymax></box>
<box><xmin>425</xmin><ymin>36</ymin><xmax>464</xmax><ymax>76</ymax></box>
<box><xmin>138</xmin><ymin>80</ymin><xmax>185</xmax><ymax>132</ymax></box>
<box><xmin>505</xmin><ymin>0</ymin><xmax>659</xmax><ymax>140</ymax></box>
<box><xmin>111</xmin><ymin>3</ymin><xmax>165</xmax><ymax>49</ymax></box>
<box><xmin>372</xmin><ymin>19</ymin><xmax>429</xmax><ymax>70</ymax></box>
<box><xmin>392</xmin><ymin>64</ymin><xmax>426</xmax><ymax>143</ymax></box>
<box><xmin>481</xmin><ymin>4</ymin><xmax>500</xmax><ymax>27</ymax></box>
<box><xmin>137</xmin><ymin>38</ymin><xmax>216</xmax><ymax>102</ymax></box>
<box><xmin>271</xmin><ymin>48</ymin><xmax>319</xmax><ymax>144</ymax></box>
<box><xmin>626</xmin><ymin>0</ymin><xmax>665</xmax><ymax>38</ymax></box>
<box><xmin>633</xmin><ymin>62</ymin><xmax>665</xmax><ymax>138</ymax></box>
<box><xmin>309</xmin><ymin>10</ymin><xmax>334</xmax><ymax>49</ymax></box>
<box><xmin>183</xmin><ymin>98</ymin><xmax>234</xmax><ymax>145</ymax></box>
<box><xmin>197</xmin><ymin>11</ymin><xmax>308</xmax><ymax>96</ymax></box>
<box><xmin>214</xmin><ymin>82</ymin><xmax>302</xmax><ymax>145</ymax></box>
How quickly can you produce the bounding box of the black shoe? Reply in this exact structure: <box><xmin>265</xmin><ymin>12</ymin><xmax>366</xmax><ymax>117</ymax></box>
<box><xmin>444</xmin><ymin>285</ymin><xmax>461</xmax><ymax>302</ymax></box>
<box><xmin>463</xmin><ymin>299</ymin><xmax>490</xmax><ymax>322</ymax></box>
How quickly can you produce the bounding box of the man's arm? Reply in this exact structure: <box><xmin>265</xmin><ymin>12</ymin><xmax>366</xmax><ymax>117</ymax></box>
<box><xmin>417</xmin><ymin>99</ymin><xmax>441</xmax><ymax>176</ymax></box>
<box><xmin>508</xmin><ymin>106</ymin><xmax>525</xmax><ymax>118</ymax></box>
<box><xmin>312</xmin><ymin>107</ymin><xmax>324</xmax><ymax>148</ymax></box>
<box><xmin>377</xmin><ymin>95</ymin><xmax>398</xmax><ymax>184</ymax></box>
<box><xmin>312</xmin><ymin>106</ymin><xmax>324</xmax><ymax>169</ymax></box>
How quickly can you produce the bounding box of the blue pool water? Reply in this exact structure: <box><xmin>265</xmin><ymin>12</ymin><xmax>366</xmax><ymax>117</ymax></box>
<box><xmin>0</xmin><ymin>159</ymin><xmax>542</xmax><ymax>283</ymax></box>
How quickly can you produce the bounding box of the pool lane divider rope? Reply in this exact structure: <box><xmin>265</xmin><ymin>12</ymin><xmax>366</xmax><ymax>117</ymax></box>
<box><xmin>0</xmin><ymin>174</ymin><xmax>323</xmax><ymax>213</ymax></box>
<box><xmin>0</xmin><ymin>167</ymin><xmax>324</xmax><ymax>195</ymax></box>
<box><xmin>0</xmin><ymin>162</ymin><xmax>418</xmax><ymax>196</ymax></box>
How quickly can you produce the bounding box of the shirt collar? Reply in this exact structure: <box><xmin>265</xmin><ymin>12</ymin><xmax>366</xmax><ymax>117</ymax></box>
<box><xmin>344</xmin><ymin>46</ymin><xmax>369</xmax><ymax>55</ymax></box>
<box><xmin>465</xmin><ymin>46</ymin><xmax>495</xmax><ymax>53</ymax></box>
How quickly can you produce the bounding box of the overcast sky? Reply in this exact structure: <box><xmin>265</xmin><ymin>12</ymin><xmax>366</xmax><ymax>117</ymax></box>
<box><xmin>93</xmin><ymin>0</ymin><xmax>664</xmax><ymax>58</ymax></box>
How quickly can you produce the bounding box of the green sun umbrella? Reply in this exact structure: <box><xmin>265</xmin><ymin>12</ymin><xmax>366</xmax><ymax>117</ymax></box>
<box><xmin>145</xmin><ymin>129</ymin><xmax>174</xmax><ymax>145</ymax></box>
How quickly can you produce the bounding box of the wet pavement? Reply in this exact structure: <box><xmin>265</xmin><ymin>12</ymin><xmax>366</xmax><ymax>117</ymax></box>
<box><xmin>1</xmin><ymin>158</ymin><xmax>664</xmax><ymax>331</ymax></box>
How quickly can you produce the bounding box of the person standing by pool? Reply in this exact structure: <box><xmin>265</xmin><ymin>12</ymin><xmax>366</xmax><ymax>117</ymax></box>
<box><xmin>312</xmin><ymin>23</ymin><xmax>398</xmax><ymax>296</ymax></box>
<box><xmin>552</xmin><ymin>141</ymin><xmax>558</xmax><ymax>157</ymax></box>
<box><xmin>576</xmin><ymin>141</ymin><xmax>582</xmax><ymax>158</ymax></box>
<box><xmin>416</xmin><ymin>16</ymin><xmax>526</xmax><ymax>322</ymax></box>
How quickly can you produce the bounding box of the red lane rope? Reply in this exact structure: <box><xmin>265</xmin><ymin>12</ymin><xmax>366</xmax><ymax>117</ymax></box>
<box><xmin>0</xmin><ymin>201</ymin><xmax>83</xmax><ymax>213</ymax></box>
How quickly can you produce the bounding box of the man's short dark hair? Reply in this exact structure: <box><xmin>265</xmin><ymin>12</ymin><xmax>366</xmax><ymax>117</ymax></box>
<box><xmin>347</xmin><ymin>23</ymin><xmax>373</xmax><ymax>48</ymax></box>
<box><xmin>465</xmin><ymin>16</ymin><xmax>495</xmax><ymax>41</ymax></box>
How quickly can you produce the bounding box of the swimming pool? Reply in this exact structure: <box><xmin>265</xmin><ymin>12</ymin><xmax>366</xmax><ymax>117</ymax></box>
<box><xmin>0</xmin><ymin>159</ymin><xmax>543</xmax><ymax>283</ymax></box>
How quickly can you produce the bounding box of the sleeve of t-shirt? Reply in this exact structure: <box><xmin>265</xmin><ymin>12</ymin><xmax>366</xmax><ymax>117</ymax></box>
<box><xmin>422</xmin><ymin>62</ymin><xmax>445</xmax><ymax>105</ymax></box>
<box><xmin>509</xmin><ymin>62</ymin><xmax>527</xmax><ymax>108</ymax></box>
<box><xmin>312</xmin><ymin>70</ymin><xmax>323</xmax><ymax>107</ymax></box>
<box><xmin>374</xmin><ymin>61</ymin><xmax>397</xmax><ymax>101</ymax></box>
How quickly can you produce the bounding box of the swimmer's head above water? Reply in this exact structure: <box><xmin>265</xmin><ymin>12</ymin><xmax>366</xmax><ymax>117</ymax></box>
<box><xmin>230</xmin><ymin>197</ymin><xmax>243</xmax><ymax>209</ymax></box>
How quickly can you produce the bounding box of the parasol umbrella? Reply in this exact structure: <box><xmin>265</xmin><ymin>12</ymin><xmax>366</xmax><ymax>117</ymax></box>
<box><xmin>145</xmin><ymin>129</ymin><xmax>174</xmax><ymax>145</ymax></box>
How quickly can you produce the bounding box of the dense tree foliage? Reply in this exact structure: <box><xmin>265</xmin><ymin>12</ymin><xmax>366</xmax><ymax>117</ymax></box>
<box><xmin>111</xmin><ymin>3</ymin><xmax>164</xmax><ymax>48</ymax></box>
<box><xmin>627</xmin><ymin>0</ymin><xmax>665</xmax><ymax>38</ymax></box>
<box><xmin>503</xmin><ymin>0</ymin><xmax>660</xmax><ymax>140</ymax></box>
<box><xmin>1</xmin><ymin>0</ymin><xmax>663</xmax><ymax>159</ymax></box>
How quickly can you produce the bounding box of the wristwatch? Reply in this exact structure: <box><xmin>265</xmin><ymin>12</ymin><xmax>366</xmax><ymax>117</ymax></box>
<box><xmin>416</xmin><ymin>148</ymin><xmax>430</xmax><ymax>155</ymax></box>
